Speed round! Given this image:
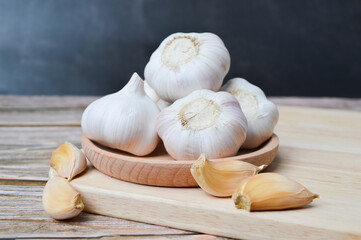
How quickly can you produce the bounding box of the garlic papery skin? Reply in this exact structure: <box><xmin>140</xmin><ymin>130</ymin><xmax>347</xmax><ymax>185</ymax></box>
<box><xmin>144</xmin><ymin>32</ymin><xmax>231</xmax><ymax>102</ymax></box>
<box><xmin>81</xmin><ymin>73</ymin><xmax>160</xmax><ymax>156</ymax></box>
<box><xmin>50</xmin><ymin>142</ymin><xmax>86</xmax><ymax>181</ymax></box>
<box><xmin>191</xmin><ymin>154</ymin><xmax>266</xmax><ymax>197</ymax></box>
<box><xmin>232</xmin><ymin>173</ymin><xmax>319</xmax><ymax>211</ymax></box>
<box><xmin>144</xmin><ymin>81</ymin><xmax>171</xmax><ymax>110</ymax></box>
<box><xmin>221</xmin><ymin>78</ymin><xmax>279</xmax><ymax>149</ymax></box>
<box><xmin>156</xmin><ymin>89</ymin><xmax>247</xmax><ymax>160</ymax></box>
<box><xmin>48</xmin><ymin>167</ymin><xmax>58</xmax><ymax>179</ymax></box>
<box><xmin>42</xmin><ymin>176</ymin><xmax>84</xmax><ymax>220</ymax></box>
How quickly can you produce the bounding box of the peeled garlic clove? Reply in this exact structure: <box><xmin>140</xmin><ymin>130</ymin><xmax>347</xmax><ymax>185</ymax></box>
<box><xmin>191</xmin><ymin>154</ymin><xmax>265</xmax><ymax>197</ymax></box>
<box><xmin>42</xmin><ymin>176</ymin><xmax>84</xmax><ymax>220</ymax></box>
<box><xmin>48</xmin><ymin>167</ymin><xmax>58</xmax><ymax>179</ymax></box>
<box><xmin>232</xmin><ymin>173</ymin><xmax>319</xmax><ymax>211</ymax></box>
<box><xmin>145</xmin><ymin>32</ymin><xmax>230</xmax><ymax>102</ymax></box>
<box><xmin>144</xmin><ymin>81</ymin><xmax>170</xmax><ymax>110</ymax></box>
<box><xmin>156</xmin><ymin>89</ymin><xmax>247</xmax><ymax>160</ymax></box>
<box><xmin>221</xmin><ymin>78</ymin><xmax>279</xmax><ymax>149</ymax></box>
<box><xmin>81</xmin><ymin>73</ymin><xmax>160</xmax><ymax>156</ymax></box>
<box><xmin>50</xmin><ymin>142</ymin><xmax>86</xmax><ymax>181</ymax></box>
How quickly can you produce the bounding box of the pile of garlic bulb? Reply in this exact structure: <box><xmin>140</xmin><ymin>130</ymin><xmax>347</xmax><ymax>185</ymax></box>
<box><xmin>81</xmin><ymin>32</ymin><xmax>279</xmax><ymax>160</ymax></box>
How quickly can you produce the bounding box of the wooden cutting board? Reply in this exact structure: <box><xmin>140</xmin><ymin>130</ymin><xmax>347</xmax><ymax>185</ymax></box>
<box><xmin>71</xmin><ymin>105</ymin><xmax>361</xmax><ymax>240</ymax></box>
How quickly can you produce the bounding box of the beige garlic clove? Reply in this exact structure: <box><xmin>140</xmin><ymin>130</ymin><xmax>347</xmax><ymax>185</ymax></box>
<box><xmin>232</xmin><ymin>173</ymin><xmax>319</xmax><ymax>211</ymax></box>
<box><xmin>50</xmin><ymin>142</ymin><xmax>86</xmax><ymax>181</ymax></box>
<box><xmin>191</xmin><ymin>154</ymin><xmax>266</xmax><ymax>197</ymax></box>
<box><xmin>48</xmin><ymin>167</ymin><xmax>58</xmax><ymax>179</ymax></box>
<box><xmin>42</xmin><ymin>176</ymin><xmax>84</xmax><ymax>220</ymax></box>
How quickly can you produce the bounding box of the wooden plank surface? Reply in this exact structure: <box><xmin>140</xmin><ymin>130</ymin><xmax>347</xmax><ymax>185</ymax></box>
<box><xmin>0</xmin><ymin>95</ymin><xmax>225</xmax><ymax>239</ymax></box>
<box><xmin>71</xmin><ymin>106</ymin><xmax>361</xmax><ymax>240</ymax></box>
<box><xmin>1</xmin><ymin>96</ymin><xmax>360</xmax><ymax>126</ymax></box>
<box><xmin>0</xmin><ymin>95</ymin><xmax>360</xmax><ymax>239</ymax></box>
<box><xmin>0</xmin><ymin>95</ymin><xmax>96</xmax><ymax>126</ymax></box>
<box><xmin>0</xmin><ymin>184</ymin><xmax>200</xmax><ymax>239</ymax></box>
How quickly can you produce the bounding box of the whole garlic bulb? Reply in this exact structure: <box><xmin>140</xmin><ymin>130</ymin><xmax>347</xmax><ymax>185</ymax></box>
<box><xmin>156</xmin><ymin>89</ymin><xmax>247</xmax><ymax>160</ymax></box>
<box><xmin>144</xmin><ymin>81</ymin><xmax>171</xmax><ymax>110</ymax></box>
<box><xmin>144</xmin><ymin>32</ymin><xmax>231</xmax><ymax>102</ymax></box>
<box><xmin>81</xmin><ymin>73</ymin><xmax>160</xmax><ymax>156</ymax></box>
<box><xmin>221</xmin><ymin>78</ymin><xmax>279</xmax><ymax>149</ymax></box>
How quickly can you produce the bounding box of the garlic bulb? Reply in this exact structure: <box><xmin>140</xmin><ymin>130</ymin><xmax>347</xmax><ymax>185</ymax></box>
<box><xmin>144</xmin><ymin>81</ymin><xmax>170</xmax><ymax>109</ymax></box>
<box><xmin>156</xmin><ymin>89</ymin><xmax>247</xmax><ymax>160</ymax></box>
<box><xmin>144</xmin><ymin>32</ymin><xmax>231</xmax><ymax>102</ymax></box>
<box><xmin>81</xmin><ymin>73</ymin><xmax>160</xmax><ymax>156</ymax></box>
<box><xmin>221</xmin><ymin>78</ymin><xmax>279</xmax><ymax>149</ymax></box>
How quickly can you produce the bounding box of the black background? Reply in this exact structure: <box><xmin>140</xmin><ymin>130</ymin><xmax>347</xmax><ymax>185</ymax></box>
<box><xmin>0</xmin><ymin>0</ymin><xmax>360</xmax><ymax>97</ymax></box>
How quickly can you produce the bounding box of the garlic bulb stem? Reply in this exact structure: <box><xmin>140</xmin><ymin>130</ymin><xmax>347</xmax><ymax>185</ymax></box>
<box><xmin>121</xmin><ymin>72</ymin><xmax>145</xmax><ymax>94</ymax></box>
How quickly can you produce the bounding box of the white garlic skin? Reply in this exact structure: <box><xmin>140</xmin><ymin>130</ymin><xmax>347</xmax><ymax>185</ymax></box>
<box><xmin>81</xmin><ymin>73</ymin><xmax>160</xmax><ymax>156</ymax></box>
<box><xmin>144</xmin><ymin>32</ymin><xmax>231</xmax><ymax>102</ymax></box>
<box><xmin>156</xmin><ymin>89</ymin><xmax>247</xmax><ymax>160</ymax></box>
<box><xmin>144</xmin><ymin>81</ymin><xmax>171</xmax><ymax>110</ymax></box>
<box><xmin>221</xmin><ymin>78</ymin><xmax>279</xmax><ymax>149</ymax></box>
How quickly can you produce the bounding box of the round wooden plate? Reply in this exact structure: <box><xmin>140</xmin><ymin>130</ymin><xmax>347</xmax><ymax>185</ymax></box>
<box><xmin>82</xmin><ymin>134</ymin><xmax>279</xmax><ymax>187</ymax></box>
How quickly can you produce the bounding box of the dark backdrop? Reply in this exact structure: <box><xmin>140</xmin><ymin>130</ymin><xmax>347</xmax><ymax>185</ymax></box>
<box><xmin>0</xmin><ymin>0</ymin><xmax>360</xmax><ymax>97</ymax></box>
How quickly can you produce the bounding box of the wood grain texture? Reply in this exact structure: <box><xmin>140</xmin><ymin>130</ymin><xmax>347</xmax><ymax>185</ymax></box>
<box><xmin>71</xmin><ymin>106</ymin><xmax>361</xmax><ymax>240</ymax></box>
<box><xmin>0</xmin><ymin>127</ymin><xmax>82</xmax><ymax>181</ymax></box>
<box><xmin>0</xmin><ymin>95</ymin><xmax>98</xmax><ymax>110</ymax></box>
<box><xmin>0</xmin><ymin>126</ymin><xmax>82</xmax><ymax>150</ymax></box>
<box><xmin>270</xmin><ymin>97</ymin><xmax>361</xmax><ymax>111</ymax></box>
<box><xmin>1</xmin><ymin>95</ymin><xmax>360</xmax><ymax>239</ymax></box>
<box><xmin>0</xmin><ymin>95</ymin><xmax>227</xmax><ymax>239</ymax></box>
<box><xmin>1</xmin><ymin>95</ymin><xmax>359</xmax><ymax>111</ymax></box>
<box><xmin>82</xmin><ymin>134</ymin><xmax>278</xmax><ymax>187</ymax></box>
<box><xmin>0</xmin><ymin>95</ymin><xmax>97</xmax><ymax>126</ymax></box>
<box><xmin>0</xmin><ymin>95</ymin><xmax>360</xmax><ymax>126</ymax></box>
<box><xmin>0</xmin><ymin>184</ymin><xmax>195</xmax><ymax>239</ymax></box>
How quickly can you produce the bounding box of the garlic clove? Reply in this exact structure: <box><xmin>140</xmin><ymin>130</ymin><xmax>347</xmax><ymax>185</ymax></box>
<box><xmin>81</xmin><ymin>73</ymin><xmax>160</xmax><ymax>156</ymax></box>
<box><xmin>156</xmin><ymin>89</ymin><xmax>247</xmax><ymax>160</ymax></box>
<box><xmin>221</xmin><ymin>78</ymin><xmax>279</xmax><ymax>149</ymax></box>
<box><xmin>144</xmin><ymin>81</ymin><xmax>171</xmax><ymax>109</ymax></box>
<box><xmin>50</xmin><ymin>142</ymin><xmax>86</xmax><ymax>181</ymax></box>
<box><xmin>145</xmin><ymin>32</ymin><xmax>230</xmax><ymax>102</ymax></box>
<box><xmin>42</xmin><ymin>176</ymin><xmax>84</xmax><ymax>220</ymax></box>
<box><xmin>191</xmin><ymin>154</ymin><xmax>266</xmax><ymax>197</ymax></box>
<box><xmin>232</xmin><ymin>173</ymin><xmax>319</xmax><ymax>211</ymax></box>
<box><xmin>48</xmin><ymin>167</ymin><xmax>58</xmax><ymax>179</ymax></box>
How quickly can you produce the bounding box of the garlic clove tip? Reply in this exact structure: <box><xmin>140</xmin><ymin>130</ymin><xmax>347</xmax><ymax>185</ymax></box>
<box><xmin>50</xmin><ymin>142</ymin><xmax>86</xmax><ymax>181</ymax></box>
